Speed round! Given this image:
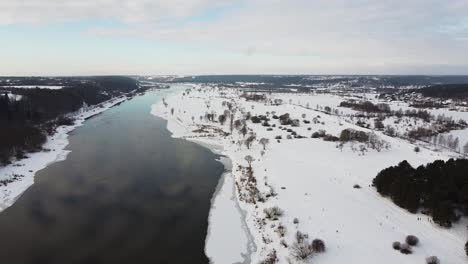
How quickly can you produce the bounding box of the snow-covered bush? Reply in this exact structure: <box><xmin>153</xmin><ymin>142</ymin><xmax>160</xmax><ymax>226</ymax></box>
<box><xmin>291</xmin><ymin>239</ymin><xmax>314</xmax><ymax>260</ymax></box>
<box><xmin>280</xmin><ymin>239</ymin><xmax>288</xmax><ymax>248</ymax></box>
<box><xmin>392</xmin><ymin>241</ymin><xmax>401</xmax><ymax>250</ymax></box>
<box><xmin>405</xmin><ymin>235</ymin><xmax>419</xmax><ymax>246</ymax></box>
<box><xmin>426</xmin><ymin>256</ymin><xmax>440</xmax><ymax>264</ymax></box>
<box><xmin>259</xmin><ymin>250</ymin><xmax>278</xmax><ymax>264</ymax></box>
<box><xmin>400</xmin><ymin>243</ymin><xmax>412</xmax><ymax>254</ymax></box>
<box><xmin>465</xmin><ymin>240</ymin><xmax>468</xmax><ymax>256</ymax></box>
<box><xmin>311</xmin><ymin>239</ymin><xmax>326</xmax><ymax>252</ymax></box>
<box><xmin>264</xmin><ymin>206</ymin><xmax>284</xmax><ymax>220</ymax></box>
<box><xmin>276</xmin><ymin>223</ymin><xmax>287</xmax><ymax>237</ymax></box>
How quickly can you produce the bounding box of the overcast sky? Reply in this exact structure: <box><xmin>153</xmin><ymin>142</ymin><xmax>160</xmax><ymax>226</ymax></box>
<box><xmin>1</xmin><ymin>0</ymin><xmax>468</xmax><ymax>76</ymax></box>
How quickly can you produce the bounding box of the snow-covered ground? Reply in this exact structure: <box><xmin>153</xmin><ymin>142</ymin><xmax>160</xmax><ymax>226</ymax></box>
<box><xmin>152</xmin><ymin>85</ymin><xmax>467</xmax><ymax>264</ymax></box>
<box><xmin>1</xmin><ymin>85</ymin><xmax>64</xmax><ymax>89</ymax></box>
<box><xmin>278</xmin><ymin>92</ymin><xmax>468</xmax><ymax>153</ymax></box>
<box><xmin>0</xmin><ymin>95</ymin><xmax>129</xmax><ymax>211</ymax></box>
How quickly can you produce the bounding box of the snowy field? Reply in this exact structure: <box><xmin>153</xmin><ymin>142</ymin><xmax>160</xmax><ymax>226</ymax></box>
<box><xmin>152</xmin><ymin>84</ymin><xmax>467</xmax><ymax>264</ymax></box>
<box><xmin>0</xmin><ymin>95</ymin><xmax>129</xmax><ymax>211</ymax></box>
<box><xmin>277</xmin><ymin>92</ymin><xmax>468</xmax><ymax>153</ymax></box>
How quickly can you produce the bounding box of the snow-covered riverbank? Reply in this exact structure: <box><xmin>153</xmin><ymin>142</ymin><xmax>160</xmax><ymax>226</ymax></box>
<box><xmin>0</xmin><ymin>95</ymin><xmax>129</xmax><ymax>211</ymax></box>
<box><xmin>152</xmin><ymin>84</ymin><xmax>468</xmax><ymax>264</ymax></box>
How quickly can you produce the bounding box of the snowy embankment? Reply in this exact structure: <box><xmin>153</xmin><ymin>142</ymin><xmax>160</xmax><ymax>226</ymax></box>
<box><xmin>152</xmin><ymin>84</ymin><xmax>468</xmax><ymax>264</ymax></box>
<box><xmin>1</xmin><ymin>85</ymin><xmax>64</xmax><ymax>89</ymax></box>
<box><xmin>0</xmin><ymin>95</ymin><xmax>129</xmax><ymax>211</ymax></box>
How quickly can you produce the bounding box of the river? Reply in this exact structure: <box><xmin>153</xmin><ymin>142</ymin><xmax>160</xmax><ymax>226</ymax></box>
<box><xmin>0</xmin><ymin>86</ymin><xmax>223</xmax><ymax>264</ymax></box>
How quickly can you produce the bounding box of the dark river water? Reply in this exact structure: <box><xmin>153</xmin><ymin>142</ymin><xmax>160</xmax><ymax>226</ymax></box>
<box><xmin>0</xmin><ymin>88</ymin><xmax>224</xmax><ymax>264</ymax></box>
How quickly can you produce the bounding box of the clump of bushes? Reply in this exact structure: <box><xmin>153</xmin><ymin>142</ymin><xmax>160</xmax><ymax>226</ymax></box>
<box><xmin>279</xmin><ymin>113</ymin><xmax>292</xmax><ymax>125</ymax></box>
<box><xmin>290</xmin><ymin>231</ymin><xmax>326</xmax><ymax>260</ymax></box>
<box><xmin>339</xmin><ymin>128</ymin><xmax>369</xmax><ymax>142</ymax></box>
<box><xmin>264</xmin><ymin>206</ymin><xmax>284</xmax><ymax>220</ymax></box>
<box><xmin>392</xmin><ymin>235</ymin><xmax>420</xmax><ymax>255</ymax></box>
<box><xmin>311</xmin><ymin>129</ymin><xmax>339</xmax><ymax>142</ymax></box>
<box><xmin>399</xmin><ymin>243</ymin><xmax>412</xmax><ymax>254</ymax></box>
<box><xmin>259</xmin><ymin>250</ymin><xmax>278</xmax><ymax>264</ymax></box>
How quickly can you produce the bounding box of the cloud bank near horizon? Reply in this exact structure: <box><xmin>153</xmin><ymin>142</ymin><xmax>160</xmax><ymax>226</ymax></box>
<box><xmin>1</xmin><ymin>0</ymin><xmax>468</xmax><ymax>75</ymax></box>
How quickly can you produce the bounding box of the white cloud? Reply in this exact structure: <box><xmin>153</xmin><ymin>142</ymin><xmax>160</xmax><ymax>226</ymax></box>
<box><xmin>1</xmin><ymin>0</ymin><xmax>468</xmax><ymax>74</ymax></box>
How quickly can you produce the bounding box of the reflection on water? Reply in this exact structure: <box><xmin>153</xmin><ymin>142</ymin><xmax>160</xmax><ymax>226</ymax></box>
<box><xmin>0</xmin><ymin>90</ymin><xmax>223</xmax><ymax>264</ymax></box>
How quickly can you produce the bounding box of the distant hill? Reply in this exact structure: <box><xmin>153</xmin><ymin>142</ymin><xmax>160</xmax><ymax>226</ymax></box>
<box><xmin>418</xmin><ymin>84</ymin><xmax>468</xmax><ymax>99</ymax></box>
<box><xmin>170</xmin><ymin>75</ymin><xmax>468</xmax><ymax>88</ymax></box>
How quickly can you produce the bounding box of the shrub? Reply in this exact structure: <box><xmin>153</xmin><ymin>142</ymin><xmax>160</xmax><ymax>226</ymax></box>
<box><xmin>264</xmin><ymin>206</ymin><xmax>284</xmax><ymax>220</ymax></box>
<box><xmin>251</xmin><ymin>116</ymin><xmax>262</xmax><ymax>123</ymax></box>
<box><xmin>392</xmin><ymin>241</ymin><xmax>401</xmax><ymax>250</ymax></box>
<box><xmin>405</xmin><ymin>235</ymin><xmax>419</xmax><ymax>246</ymax></box>
<box><xmin>55</xmin><ymin>116</ymin><xmax>75</xmax><ymax>126</ymax></box>
<box><xmin>400</xmin><ymin>243</ymin><xmax>412</xmax><ymax>254</ymax></box>
<box><xmin>293</xmin><ymin>218</ymin><xmax>299</xmax><ymax>224</ymax></box>
<box><xmin>465</xmin><ymin>240</ymin><xmax>468</xmax><ymax>256</ymax></box>
<box><xmin>426</xmin><ymin>256</ymin><xmax>440</xmax><ymax>264</ymax></box>
<box><xmin>291</xmin><ymin>241</ymin><xmax>314</xmax><ymax>260</ymax></box>
<box><xmin>323</xmin><ymin>134</ymin><xmax>339</xmax><ymax>142</ymax></box>
<box><xmin>280</xmin><ymin>239</ymin><xmax>288</xmax><ymax>248</ymax></box>
<box><xmin>311</xmin><ymin>239</ymin><xmax>326</xmax><ymax>253</ymax></box>
<box><xmin>259</xmin><ymin>250</ymin><xmax>278</xmax><ymax>264</ymax></box>
<box><xmin>275</xmin><ymin>135</ymin><xmax>282</xmax><ymax>139</ymax></box>
<box><xmin>295</xmin><ymin>231</ymin><xmax>306</xmax><ymax>243</ymax></box>
<box><xmin>279</xmin><ymin>113</ymin><xmax>292</xmax><ymax>125</ymax></box>
<box><xmin>414</xmin><ymin>146</ymin><xmax>421</xmax><ymax>153</ymax></box>
<box><xmin>276</xmin><ymin>223</ymin><xmax>287</xmax><ymax>237</ymax></box>
<box><xmin>340</xmin><ymin>128</ymin><xmax>369</xmax><ymax>142</ymax></box>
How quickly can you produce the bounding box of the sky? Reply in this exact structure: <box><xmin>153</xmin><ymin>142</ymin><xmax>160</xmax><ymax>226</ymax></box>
<box><xmin>1</xmin><ymin>0</ymin><xmax>468</xmax><ymax>76</ymax></box>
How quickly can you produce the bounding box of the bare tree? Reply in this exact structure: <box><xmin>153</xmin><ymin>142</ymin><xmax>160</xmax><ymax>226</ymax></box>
<box><xmin>463</xmin><ymin>142</ymin><xmax>468</xmax><ymax>155</ymax></box>
<box><xmin>245</xmin><ymin>155</ymin><xmax>254</xmax><ymax>168</ymax></box>
<box><xmin>218</xmin><ymin>114</ymin><xmax>227</xmax><ymax>125</ymax></box>
<box><xmin>245</xmin><ymin>133</ymin><xmax>256</xmax><ymax>149</ymax></box>
<box><xmin>240</xmin><ymin>125</ymin><xmax>248</xmax><ymax>138</ymax></box>
<box><xmin>438</xmin><ymin>134</ymin><xmax>446</xmax><ymax>146</ymax></box>
<box><xmin>229</xmin><ymin>109</ymin><xmax>236</xmax><ymax>133</ymax></box>
<box><xmin>259</xmin><ymin>138</ymin><xmax>270</xmax><ymax>150</ymax></box>
<box><xmin>453</xmin><ymin>137</ymin><xmax>460</xmax><ymax>151</ymax></box>
<box><xmin>234</xmin><ymin>119</ymin><xmax>243</xmax><ymax>131</ymax></box>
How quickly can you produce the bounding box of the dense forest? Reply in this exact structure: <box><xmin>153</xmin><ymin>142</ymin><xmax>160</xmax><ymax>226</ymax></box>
<box><xmin>417</xmin><ymin>84</ymin><xmax>468</xmax><ymax>99</ymax></box>
<box><xmin>373</xmin><ymin>159</ymin><xmax>468</xmax><ymax>227</ymax></box>
<box><xmin>0</xmin><ymin>76</ymin><xmax>140</xmax><ymax>165</ymax></box>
